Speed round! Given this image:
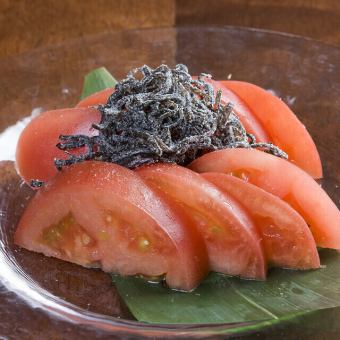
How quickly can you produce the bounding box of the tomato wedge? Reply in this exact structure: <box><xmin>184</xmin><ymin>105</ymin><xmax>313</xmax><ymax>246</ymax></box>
<box><xmin>15</xmin><ymin>161</ymin><xmax>209</xmax><ymax>291</ymax></box>
<box><xmin>137</xmin><ymin>163</ymin><xmax>266</xmax><ymax>279</ymax></box>
<box><xmin>216</xmin><ymin>80</ymin><xmax>322</xmax><ymax>178</ymax></box>
<box><xmin>190</xmin><ymin>148</ymin><xmax>340</xmax><ymax>249</ymax></box>
<box><xmin>76</xmin><ymin>88</ymin><xmax>114</xmax><ymax>108</ymax></box>
<box><xmin>202</xmin><ymin>172</ymin><xmax>320</xmax><ymax>269</ymax></box>
<box><xmin>15</xmin><ymin>108</ymin><xmax>100</xmax><ymax>184</ymax></box>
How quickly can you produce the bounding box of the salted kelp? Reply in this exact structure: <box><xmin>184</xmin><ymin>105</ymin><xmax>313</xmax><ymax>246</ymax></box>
<box><xmin>55</xmin><ymin>64</ymin><xmax>286</xmax><ymax>170</ymax></box>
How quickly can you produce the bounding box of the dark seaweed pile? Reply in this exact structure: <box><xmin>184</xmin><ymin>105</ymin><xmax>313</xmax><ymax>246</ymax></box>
<box><xmin>55</xmin><ymin>64</ymin><xmax>286</xmax><ymax>171</ymax></box>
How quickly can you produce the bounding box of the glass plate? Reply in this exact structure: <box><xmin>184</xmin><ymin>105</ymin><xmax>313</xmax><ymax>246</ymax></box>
<box><xmin>0</xmin><ymin>26</ymin><xmax>339</xmax><ymax>339</ymax></box>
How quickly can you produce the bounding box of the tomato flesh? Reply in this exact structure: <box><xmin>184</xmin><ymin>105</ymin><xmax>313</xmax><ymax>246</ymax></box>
<box><xmin>15</xmin><ymin>108</ymin><xmax>101</xmax><ymax>185</ymax></box>
<box><xmin>190</xmin><ymin>148</ymin><xmax>340</xmax><ymax>249</ymax></box>
<box><xmin>76</xmin><ymin>88</ymin><xmax>114</xmax><ymax>108</ymax></box>
<box><xmin>137</xmin><ymin>163</ymin><xmax>266</xmax><ymax>279</ymax></box>
<box><xmin>218</xmin><ymin>80</ymin><xmax>322</xmax><ymax>178</ymax></box>
<box><xmin>202</xmin><ymin>172</ymin><xmax>320</xmax><ymax>269</ymax></box>
<box><xmin>15</xmin><ymin>161</ymin><xmax>209</xmax><ymax>291</ymax></box>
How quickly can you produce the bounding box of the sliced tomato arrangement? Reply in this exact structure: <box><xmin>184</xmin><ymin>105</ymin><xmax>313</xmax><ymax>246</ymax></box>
<box><xmin>202</xmin><ymin>172</ymin><xmax>320</xmax><ymax>269</ymax></box>
<box><xmin>16</xmin><ymin>108</ymin><xmax>101</xmax><ymax>184</ymax></box>
<box><xmin>209</xmin><ymin>80</ymin><xmax>322</xmax><ymax>178</ymax></box>
<box><xmin>15</xmin><ymin>161</ymin><xmax>209</xmax><ymax>291</ymax></box>
<box><xmin>13</xmin><ymin>73</ymin><xmax>340</xmax><ymax>291</ymax></box>
<box><xmin>136</xmin><ymin>163</ymin><xmax>266</xmax><ymax>279</ymax></box>
<box><xmin>190</xmin><ymin>148</ymin><xmax>340</xmax><ymax>250</ymax></box>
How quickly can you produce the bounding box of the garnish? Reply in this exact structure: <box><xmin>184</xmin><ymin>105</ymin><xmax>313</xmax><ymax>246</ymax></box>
<box><xmin>80</xmin><ymin>67</ymin><xmax>118</xmax><ymax>100</ymax></box>
<box><xmin>55</xmin><ymin>65</ymin><xmax>286</xmax><ymax>170</ymax></box>
<box><xmin>30</xmin><ymin>179</ymin><xmax>44</xmax><ymax>188</ymax></box>
<box><xmin>112</xmin><ymin>249</ymin><xmax>340</xmax><ymax>324</ymax></box>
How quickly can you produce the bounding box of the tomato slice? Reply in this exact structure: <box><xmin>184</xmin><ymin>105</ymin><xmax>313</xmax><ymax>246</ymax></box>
<box><xmin>76</xmin><ymin>88</ymin><xmax>114</xmax><ymax>108</ymax></box>
<box><xmin>136</xmin><ymin>163</ymin><xmax>266</xmax><ymax>279</ymax></box>
<box><xmin>202</xmin><ymin>172</ymin><xmax>320</xmax><ymax>269</ymax></box>
<box><xmin>190</xmin><ymin>148</ymin><xmax>340</xmax><ymax>249</ymax></box>
<box><xmin>217</xmin><ymin>80</ymin><xmax>322</xmax><ymax>178</ymax></box>
<box><xmin>15</xmin><ymin>108</ymin><xmax>101</xmax><ymax>184</ymax></box>
<box><xmin>15</xmin><ymin>161</ymin><xmax>209</xmax><ymax>291</ymax></box>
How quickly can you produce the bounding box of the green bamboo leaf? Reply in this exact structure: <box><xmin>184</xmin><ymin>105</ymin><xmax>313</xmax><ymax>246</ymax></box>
<box><xmin>113</xmin><ymin>250</ymin><xmax>340</xmax><ymax>325</ymax></box>
<box><xmin>80</xmin><ymin>67</ymin><xmax>117</xmax><ymax>99</ymax></box>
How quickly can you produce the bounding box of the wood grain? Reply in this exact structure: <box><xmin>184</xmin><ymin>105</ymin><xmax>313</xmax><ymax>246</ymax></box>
<box><xmin>1</xmin><ymin>0</ymin><xmax>340</xmax><ymax>59</ymax></box>
<box><xmin>176</xmin><ymin>0</ymin><xmax>340</xmax><ymax>46</ymax></box>
<box><xmin>0</xmin><ymin>0</ymin><xmax>175</xmax><ymax>57</ymax></box>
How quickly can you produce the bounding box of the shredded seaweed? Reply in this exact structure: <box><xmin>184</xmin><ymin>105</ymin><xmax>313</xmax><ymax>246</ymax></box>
<box><xmin>55</xmin><ymin>64</ymin><xmax>287</xmax><ymax>170</ymax></box>
<box><xmin>30</xmin><ymin>179</ymin><xmax>44</xmax><ymax>188</ymax></box>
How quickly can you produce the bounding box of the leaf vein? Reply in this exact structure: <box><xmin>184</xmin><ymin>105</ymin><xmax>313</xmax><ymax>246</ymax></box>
<box><xmin>228</xmin><ymin>281</ymin><xmax>279</xmax><ymax>320</ymax></box>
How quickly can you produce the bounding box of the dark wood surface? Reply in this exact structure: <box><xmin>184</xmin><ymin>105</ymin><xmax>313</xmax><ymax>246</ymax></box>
<box><xmin>176</xmin><ymin>0</ymin><xmax>340</xmax><ymax>46</ymax></box>
<box><xmin>0</xmin><ymin>0</ymin><xmax>175</xmax><ymax>57</ymax></box>
<box><xmin>1</xmin><ymin>0</ymin><xmax>340</xmax><ymax>59</ymax></box>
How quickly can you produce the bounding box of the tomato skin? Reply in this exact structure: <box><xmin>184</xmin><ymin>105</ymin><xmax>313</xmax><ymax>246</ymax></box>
<box><xmin>137</xmin><ymin>163</ymin><xmax>266</xmax><ymax>280</ymax></box>
<box><xmin>15</xmin><ymin>108</ymin><xmax>101</xmax><ymax>184</ymax></box>
<box><xmin>189</xmin><ymin>148</ymin><xmax>340</xmax><ymax>249</ymax></box>
<box><xmin>202</xmin><ymin>172</ymin><xmax>320</xmax><ymax>269</ymax></box>
<box><xmin>15</xmin><ymin>161</ymin><xmax>209</xmax><ymax>291</ymax></box>
<box><xmin>76</xmin><ymin>88</ymin><xmax>114</xmax><ymax>108</ymax></box>
<box><xmin>218</xmin><ymin>80</ymin><xmax>322</xmax><ymax>178</ymax></box>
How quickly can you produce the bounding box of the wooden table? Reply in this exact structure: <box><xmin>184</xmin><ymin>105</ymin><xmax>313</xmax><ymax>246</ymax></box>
<box><xmin>1</xmin><ymin>0</ymin><xmax>340</xmax><ymax>59</ymax></box>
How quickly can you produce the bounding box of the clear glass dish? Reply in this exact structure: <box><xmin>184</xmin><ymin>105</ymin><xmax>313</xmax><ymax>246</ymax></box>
<box><xmin>0</xmin><ymin>26</ymin><xmax>339</xmax><ymax>338</ymax></box>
